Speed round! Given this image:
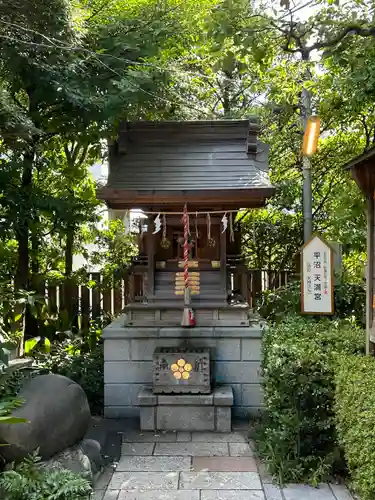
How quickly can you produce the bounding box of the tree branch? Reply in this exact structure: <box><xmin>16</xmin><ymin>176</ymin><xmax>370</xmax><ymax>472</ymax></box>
<box><xmin>312</xmin><ymin>177</ymin><xmax>346</xmax><ymax>217</ymax></box>
<box><xmin>77</xmin><ymin>144</ymin><xmax>89</xmax><ymax>167</ymax></box>
<box><xmin>277</xmin><ymin>21</ymin><xmax>375</xmax><ymax>56</ymax></box>
<box><xmin>64</xmin><ymin>144</ymin><xmax>72</xmax><ymax>167</ymax></box>
<box><xmin>84</xmin><ymin>0</ymin><xmax>113</xmax><ymax>23</ymax></box>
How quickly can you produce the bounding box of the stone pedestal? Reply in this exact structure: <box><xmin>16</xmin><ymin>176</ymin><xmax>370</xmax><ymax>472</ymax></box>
<box><xmin>138</xmin><ymin>386</ymin><xmax>233</xmax><ymax>432</ymax></box>
<box><xmin>103</xmin><ymin>318</ymin><xmax>264</xmax><ymax>419</ymax></box>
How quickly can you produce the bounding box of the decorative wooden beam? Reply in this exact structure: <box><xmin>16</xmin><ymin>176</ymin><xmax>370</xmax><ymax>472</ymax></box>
<box><xmin>247</xmin><ymin>117</ymin><xmax>259</xmax><ymax>154</ymax></box>
<box><xmin>97</xmin><ymin>187</ymin><xmax>275</xmax><ymax>206</ymax></box>
<box><xmin>117</xmin><ymin>122</ymin><xmax>129</xmax><ymax>154</ymax></box>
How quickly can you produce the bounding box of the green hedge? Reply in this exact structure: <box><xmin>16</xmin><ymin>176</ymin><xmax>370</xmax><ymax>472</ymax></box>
<box><xmin>258</xmin><ymin>315</ymin><xmax>364</xmax><ymax>484</ymax></box>
<box><xmin>35</xmin><ymin>343</ymin><xmax>104</xmax><ymax>415</ymax></box>
<box><xmin>335</xmin><ymin>355</ymin><xmax>375</xmax><ymax>500</ymax></box>
<box><xmin>257</xmin><ymin>281</ymin><xmax>365</xmax><ymax>327</ymax></box>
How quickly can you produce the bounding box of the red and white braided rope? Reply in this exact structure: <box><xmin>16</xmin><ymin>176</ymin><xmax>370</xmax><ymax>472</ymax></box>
<box><xmin>183</xmin><ymin>204</ymin><xmax>189</xmax><ymax>292</ymax></box>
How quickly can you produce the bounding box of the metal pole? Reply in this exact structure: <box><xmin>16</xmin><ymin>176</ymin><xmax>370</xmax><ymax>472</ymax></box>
<box><xmin>301</xmin><ymin>86</ymin><xmax>313</xmax><ymax>242</ymax></box>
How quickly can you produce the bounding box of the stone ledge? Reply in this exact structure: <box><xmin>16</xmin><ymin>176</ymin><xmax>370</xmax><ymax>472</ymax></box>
<box><xmin>138</xmin><ymin>386</ymin><xmax>233</xmax><ymax>432</ymax></box>
<box><xmin>157</xmin><ymin>393</ymin><xmax>214</xmax><ymax>406</ymax></box>
<box><xmin>138</xmin><ymin>386</ymin><xmax>233</xmax><ymax>408</ymax></box>
<box><xmin>104</xmin><ymin>406</ymin><xmax>140</xmax><ymax>419</ymax></box>
<box><xmin>103</xmin><ymin>327</ymin><xmax>158</xmax><ymax>339</ymax></box>
<box><xmin>213</xmin><ymin>386</ymin><xmax>234</xmax><ymax>406</ymax></box>
<box><xmin>137</xmin><ymin>387</ymin><xmax>157</xmax><ymax>406</ymax></box>
<box><xmin>103</xmin><ymin>325</ymin><xmax>264</xmax><ymax>340</ymax></box>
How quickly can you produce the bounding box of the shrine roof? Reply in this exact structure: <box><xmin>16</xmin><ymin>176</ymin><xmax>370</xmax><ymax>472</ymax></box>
<box><xmin>98</xmin><ymin>119</ymin><xmax>274</xmax><ymax>209</ymax></box>
<box><xmin>345</xmin><ymin>145</ymin><xmax>375</xmax><ymax>195</ymax></box>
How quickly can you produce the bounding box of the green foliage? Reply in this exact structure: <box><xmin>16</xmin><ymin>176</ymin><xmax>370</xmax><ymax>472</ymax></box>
<box><xmin>0</xmin><ymin>336</ymin><xmax>28</xmax><ymax>453</ymax></box>
<box><xmin>240</xmin><ymin>208</ymin><xmax>302</xmax><ymax>271</ymax></box>
<box><xmin>0</xmin><ymin>451</ymin><xmax>91</xmax><ymax>500</ymax></box>
<box><xmin>0</xmin><ymin>398</ymin><xmax>26</xmax><ymax>426</ymax></box>
<box><xmin>0</xmin><ymin>284</ymin><xmax>28</xmax><ymax>344</ymax></box>
<box><xmin>258</xmin><ymin>315</ymin><xmax>364</xmax><ymax>484</ymax></box>
<box><xmin>335</xmin><ymin>355</ymin><xmax>375</xmax><ymax>500</ymax></box>
<box><xmin>257</xmin><ymin>280</ymin><xmax>366</xmax><ymax>327</ymax></box>
<box><xmin>26</xmin><ymin>318</ymin><xmax>106</xmax><ymax>415</ymax></box>
<box><xmin>2</xmin><ymin>316</ymin><xmax>105</xmax><ymax>415</ymax></box>
<box><xmin>0</xmin><ymin>0</ymin><xmax>189</xmax><ymax>345</ymax></box>
<box><xmin>83</xmin><ymin>219</ymin><xmax>138</xmax><ymax>288</ymax></box>
<box><xmin>35</xmin><ymin>342</ymin><xmax>104</xmax><ymax>415</ymax></box>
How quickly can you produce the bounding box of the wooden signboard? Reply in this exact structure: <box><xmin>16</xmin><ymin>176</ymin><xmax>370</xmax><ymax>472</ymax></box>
<box><xmin>301</xmin><ymin>235</ymin><xmax>334</xmax><ymax>315</ymax></box>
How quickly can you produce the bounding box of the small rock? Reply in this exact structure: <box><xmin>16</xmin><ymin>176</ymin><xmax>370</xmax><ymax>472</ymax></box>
<box><xmin>40</xmin><ymin>439</ymin><xmax>103</xmax><ymax>484</ymax></box>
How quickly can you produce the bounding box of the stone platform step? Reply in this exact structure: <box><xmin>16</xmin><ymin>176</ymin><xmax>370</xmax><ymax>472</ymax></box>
<box><xmin>138</xmin><ymin>386</ymin><xmax>233</xmax><ymax>433</ymax></box>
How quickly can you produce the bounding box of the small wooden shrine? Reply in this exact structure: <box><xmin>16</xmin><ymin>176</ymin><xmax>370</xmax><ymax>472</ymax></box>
<box><xmin>98</xmin><ymin>119</ymin><xmax>274</xmax><ymax>327</ymax></box>
<box><xmin>346</xmin><ymin>146</ymin><xmax>375</xmax><ymax>354</ymax></box>
<box><xmin>99</xmin><ymin>119</ymin><xmax>273</xmax><ymax>423</ymax></box>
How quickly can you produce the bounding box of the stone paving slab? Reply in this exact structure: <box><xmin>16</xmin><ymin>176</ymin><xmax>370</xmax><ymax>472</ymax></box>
<box><xmin>121</xmin><ymin>443</ymin><xmax>155</xmax><ymax>455</ymax></box>
<box><xmin>179</xmin><ymin>471</ymin><xmax>262</xmax><ymax>490</ymax></box>
<box><xmin>95</xmin><ymin>422</ymin><xmax>355</xmax><ymax>500</ymax></box>
<box><xmin>154</xmin><ymin>442</ymin><xmax>229</xmax><ymax>456</ymax></box>
<box><xmin>118</xmin><ymin>490</ymin><xmax>200</xmax><ymax>500</ymax></box>
<box><xmin>95</xmin><ymin>467</ymin><xmax>114</xmax><ymax>490</ymax></box>
<box><xmin>192</xmin><ymin>456</ymin><xmax>258</xmax><ymax>472</ymax></box>
<box><xmin>231</xmin><ymin>421</ymin><xmax>251</xmax><ymax>431</ymax></box>
<box><xmin>117</xmin><ymin>456</ymin><xmax>191</xmax><ymax>471</ymax></box>
<box><xmin>177</xmin><ymin>432</ymin><xmax>192</xmax><ymax>442</ymax></box>
<box><xmin>103</xmin><ymin>491</ymin><xmax>120</xmax><ymax>500</ymax></box>
<box><xmin>122</xmin><ymin>431</ymin><xmax>177</xmax><ymax>443</ymax></box>
<box><xmin>329</xmin><ymin>484</ymin><xmax>355</xmax><ymax>500</ymax></box>
<box><xmin>282</xmin><ymin>484</ymin><xmax>336</xmax><ymax>500</ymax></box>
<box><xmin>92</xmin><ymin>491</ymin><xmax>105</xmax><ymax>500</ymax></box>
<box><xmin>191</xmin><ymin>432</ymin><xmax>246</xmax><ymax>443</ymax></box>
<box><xmin>201</xmin><ymin>491</ymin><xmax>265</xmax><ymax>500</ymax></box>
<box><xmin>263</xmin><ymin>483</ymin><xmax>283</xmax><ymax>500</ymax></box>
<box><xmin>109</xmin><ymin>471</ymin><xmax>179</xmax><ymax>490</ymax></box>
<box><xmin>228</xmin><ymin>442</ymin><xmax>253</xmax><ymax>457</ymax></box>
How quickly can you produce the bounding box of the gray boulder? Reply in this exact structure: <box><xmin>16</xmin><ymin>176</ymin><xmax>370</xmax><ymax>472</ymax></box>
<box><xmin>40</xmin><ymin>439</ymin><xmax>103</xmax><ymax>484</ymax></box>
<box><xmin>80</xmin><ymin>439</ymin><xmax>102</xmax><ymax>477</ymax></box>
<box><xmin>0</xmin><ymin>373</ymin><xmax>91</xmax><ymax>462</ymax></box>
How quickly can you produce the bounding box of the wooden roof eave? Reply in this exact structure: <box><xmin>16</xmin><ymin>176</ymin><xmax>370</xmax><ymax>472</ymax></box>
<box><xmin>350</xmin><ymin>164</ymin><xmax>375</xmax><ymax>196</ymax></box>
<box><xmin>96</xmin><ymin>186</ymin><xmax>275</xmax><ymax>210</ymax></box>
<box><xmin>344</xmin><ymin>146</ymin><xmax>375</xmax><ymax>195</ymax></box>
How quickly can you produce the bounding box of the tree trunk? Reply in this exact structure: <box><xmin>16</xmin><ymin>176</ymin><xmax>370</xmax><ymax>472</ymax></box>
<box><xmin>14</xmin><ymin>151</ymin><xmax>34</xmax><ymax>353</ymax></box>
<box><xmin>62</xmin><ymin>224</ymin><xmax>75</xmax><ymax>324</ymax></box>
<box><xmin>25</xmin><ymin>223</ymin><xmax>41</xmax><ymax>340</ymax></box>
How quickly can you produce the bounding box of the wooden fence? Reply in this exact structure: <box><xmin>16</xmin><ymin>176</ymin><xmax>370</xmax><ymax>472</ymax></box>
<box><xmin>44</xmin><ymin>269</ymin><xmax>295</xmax><ymax>325</ymax></box>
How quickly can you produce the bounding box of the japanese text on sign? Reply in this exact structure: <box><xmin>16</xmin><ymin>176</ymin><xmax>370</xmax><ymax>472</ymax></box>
<box><xmin>301</xmin><ymin>235</ymin><xmax>333</xmax><ymax>314</ymax></box>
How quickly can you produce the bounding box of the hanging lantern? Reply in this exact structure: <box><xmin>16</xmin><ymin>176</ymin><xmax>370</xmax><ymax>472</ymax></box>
<box><xmin>302</xmin><ymin>116</ymin><xmax>320</xmax><ymax>157</ymax></box>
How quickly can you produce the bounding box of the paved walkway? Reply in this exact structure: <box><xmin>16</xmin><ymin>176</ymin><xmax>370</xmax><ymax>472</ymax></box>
<box><xmin>93</xmin><ymin>424</ymin><xmax>354</xmax><ymax>500</ymax></box>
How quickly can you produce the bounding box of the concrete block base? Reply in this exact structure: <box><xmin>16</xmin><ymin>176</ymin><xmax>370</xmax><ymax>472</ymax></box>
<box><xmin>138</xmin><ymin>386</ymin><xmax>233</xmax><ymax>432</ymax></box>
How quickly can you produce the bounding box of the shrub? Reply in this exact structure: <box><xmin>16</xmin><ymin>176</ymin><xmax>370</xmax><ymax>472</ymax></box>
<box><xmin>0</xmin><ymin>451</ymin><xmax>91</xmax><ymax>499</ymax></box>
<box><xmin>258</xmin><ymin>315</ymin><xmax>364</xmax><ymax>484</ymax></box>
<box><xmin>0</xmin><ymin>337</ymin><xmax>29</xmax><ymax>433</ymax></box>
<box><xmin>26</xmin><ymin>318</ymin><xmax>106</xmax><ymax>415</ymax></box>
<box><xmin>35</xmin><ymin>342</ymin><xmax>103</xmax><ymax>415</ymax></box>
<box><xmin>257</xmin><ymin>280</ymin><xmax>365</xmax><ymax>327</ymax></box>
<box><xmin>335</xmin><ymin>355</ymin><xmax>375</xmax><ymax>500</ymax></box>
